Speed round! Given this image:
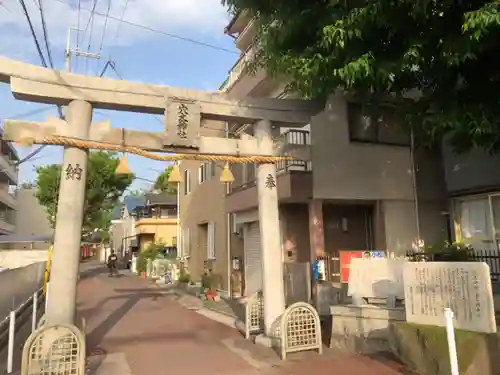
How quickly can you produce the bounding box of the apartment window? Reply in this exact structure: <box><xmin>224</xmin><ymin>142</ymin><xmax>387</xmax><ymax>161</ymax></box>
<box><xmin>454</xmin><ymin>194</ymin><xmax>500</xmax><ymax>254</ymax></box>
<box><xmin>210</xmin><ymin>161</ymin><xmax>216</xmax><ymax>177</ymax></box>
<box><xmin>207</xmin><ymin>221</ymin><xmax>216</xmax><ymax>259</ymax></box>
<box><xmin>347</xmin><ymin>103</ymin><xmax>410</xmax><ymax>146</ymax></box>
<box><xmin>181</xmin><ymin>227</ymin><xmax>191</xmax><ymax>258</ymax></box>
<box><xmin>160</xmin><ymin>208</ymin><xmax>170</xmax><ymax>218</ymax></box>
<box><xmin>198</xmin><ymin>162</ymin><xmax>216</xmax><ymax>183</ymax></box>
<box><xmin>183</xmin><ymin>170</ymin><xmax>191</xmax><ymax>195</ymax></box>
<box><xmin>243</xmin><ymin>163</ymin><xmax>256</xmax><ymax>183</ymax></box>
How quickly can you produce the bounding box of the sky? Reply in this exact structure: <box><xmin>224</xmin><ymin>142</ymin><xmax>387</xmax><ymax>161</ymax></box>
<box><xmin>0</xmin><ymin>0</ymin><xmax>238</xmax><ymax>191</ymax></box>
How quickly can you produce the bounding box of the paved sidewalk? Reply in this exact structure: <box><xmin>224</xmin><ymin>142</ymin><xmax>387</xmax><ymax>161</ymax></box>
<box><xmin>78</xmin><ymin>269</ymin><xmax>405</xmax><ymax>375</ymax></box>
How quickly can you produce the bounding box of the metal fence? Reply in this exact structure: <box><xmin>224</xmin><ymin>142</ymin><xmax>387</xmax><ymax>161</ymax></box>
<box><xmin>283</xmin><ymin>262</ymin><xmax>311</xmax><ymax>306</ymax></box>
<box><xmin>405</xmin><ymin>249</ymin><xmax>500</xmax><ymax>281</ymax></box>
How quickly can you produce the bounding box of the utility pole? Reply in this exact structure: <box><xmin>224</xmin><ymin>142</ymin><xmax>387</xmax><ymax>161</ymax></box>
<box><xmin>65</xmin><ymin>27</ymin><xmax>101</xmax><ymax>73</ymax></box>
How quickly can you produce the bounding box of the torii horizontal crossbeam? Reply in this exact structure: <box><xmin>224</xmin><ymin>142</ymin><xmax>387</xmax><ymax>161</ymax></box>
<box><xmin>0</xmin><ymin>56</ymin><xmax>323</xmax><ymax>125</ymax></box>
<box><xmin>3</xmin><ymin>118</ymin><xmax>298</xmax><ymax>157</ymax></box>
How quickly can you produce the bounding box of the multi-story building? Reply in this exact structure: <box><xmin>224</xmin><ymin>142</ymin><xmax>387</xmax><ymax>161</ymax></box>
<box><xmin>13</xmin><ymin>187</ymin><xmax>53</xmax><ymax>249</ymax></box>
<box><xmin>442</xmin><ymin>143</ymin><xmax>500</xmax><ymax>253</ymax></box>
<box><xmin>180</xmin><ymin>11</ymin><xmax>449</xmax><ymax>297</ymax></box>
<box><xmin>110</xmin><ymin>195</ymin><xmax>144</xmax><ymax>256</ymax></box>
<box><xmin>134</xmin><ymin>193</ymin><xmax>178</xmax><ymax>251</ymax></box>
<box><xmin>179</xmin><ymin>120</ymin><xmax>234</xmax><ymax>290</ymax></box>
<box><xmin>0</xmin><ymin>133</ymin><xmax>18</xmax><ymax>237</ymax></box>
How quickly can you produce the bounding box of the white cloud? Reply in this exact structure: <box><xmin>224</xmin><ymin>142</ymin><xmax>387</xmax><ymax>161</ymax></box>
<box><xmin>0</xmin><ymin>0</ymin><xmax>231</xmax><ymax>61</ymax></box>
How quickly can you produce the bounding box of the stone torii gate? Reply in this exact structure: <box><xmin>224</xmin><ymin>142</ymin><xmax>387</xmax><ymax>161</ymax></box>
<box><xmin>0</xmin><ymin>56</ymin><xmax>319</xmax><ymax>340</ymax></box>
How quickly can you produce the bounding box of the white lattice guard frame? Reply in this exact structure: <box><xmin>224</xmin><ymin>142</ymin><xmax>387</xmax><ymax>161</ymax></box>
<box><xmin>37</xmin><ymin>315</ymin><xmax>46</xmax><ymax>329</ymax></box>
<box><xmin>21</xmin><ymin>324</ymin><xmax>86</xmax><ymax>375</ymax></box>
<box><xmin>280</xmin><ymin>302</ymin><xmax>323</xmax><ymax>360</ymax></box>
<box><xmin>245</xmin><ymin>291</ymin><xmax>264</xmax><ymax>339</ymax></box>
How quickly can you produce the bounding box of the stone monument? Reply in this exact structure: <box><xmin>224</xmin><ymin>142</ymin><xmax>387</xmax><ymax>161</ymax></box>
<box><xmin>348</xmin><ymin>258</ymin><xmax>406</xmax><ymax>301</ymax></box>
<box><xmin>403</xmin><ymin>262</ymin><xmax>496</xmax><ymax>333</ymax></box>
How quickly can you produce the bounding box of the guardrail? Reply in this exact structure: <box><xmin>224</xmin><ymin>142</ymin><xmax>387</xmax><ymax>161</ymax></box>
<box><xmin>0</xmin><ymin>287</ymin><xmax>45</xmax><ymax>373</ymax></box>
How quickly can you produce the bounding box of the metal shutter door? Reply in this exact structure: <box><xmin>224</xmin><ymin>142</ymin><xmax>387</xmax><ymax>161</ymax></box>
<box><xmin>244</xmin><ymin>222</ymin><xmax>262</xmax><ymax>296</ymax></box>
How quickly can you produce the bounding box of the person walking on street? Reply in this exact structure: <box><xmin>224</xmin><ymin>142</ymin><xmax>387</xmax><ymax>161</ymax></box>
<box><xmin>107</xmin><ymin>250</ymin><xmax>118</xmax><ymax>277</ymax></box>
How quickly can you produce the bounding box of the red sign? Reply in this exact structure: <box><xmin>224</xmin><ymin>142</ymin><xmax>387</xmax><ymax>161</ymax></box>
<box><xmin>339</xmin><ymin>251</ymin><xmax>364</xmax><ymax>283</ymax></box>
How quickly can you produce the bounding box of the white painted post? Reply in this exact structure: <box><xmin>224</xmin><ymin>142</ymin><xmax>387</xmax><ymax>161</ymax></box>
<box><xmin>255</xmin><ymin>119</ymin><xmax>285</xmax><ymax>336</ymax></box>
<box><xmin>46</xmin><ymin>100</ymin><xmax>92</xmax><ymax>326</ymax></box>
<box><xmin>7</xmin><ymin>310</ymin><xmax>15</xmax><ymax>373</ymax></box>
<box><xmin>444</xmin><ymin>308</ymin><xmax>459</xmax><ymax>375</ymax></box>
<box><xmin>32</xmin><ymin>291</ymin><xmax>38</xmax><ymax>333</ymax></box>
<box><xmin>45</xmin><ymin>282</ymin><xmax>50</xmax><ymax>312</ymax></box>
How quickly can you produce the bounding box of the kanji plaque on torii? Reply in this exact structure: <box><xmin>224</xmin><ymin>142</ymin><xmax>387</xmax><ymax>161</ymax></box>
<box><xmin>165</xmin><ymin>96</ymin><xmax>201</xmax><ymax>148</ymax></box>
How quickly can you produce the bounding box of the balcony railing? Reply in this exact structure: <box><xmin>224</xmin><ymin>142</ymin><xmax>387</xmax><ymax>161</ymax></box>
<box><xmin>219</xmin><ymin>44</ymin><xmax>256</xmax><ymax>92</ymax></box>
<box><xmin>277</xmin><ymin>129</ymin><xmax>311</xmax><ymax>146</ymax></box>
<box><xmin>276</xmin><ymin>159</ymin><xmax>312</xmax><ymax>173</ymax></box>
<box><xmin>235</xmin><ymin>18</ymin><xmax>255</xmax><ymax>51</ymax></box>
<box><xmin>229</xmin><ymin>130</ymin><xmax>311</xmax><ymax>193</ymax></box>
<box><xmin>0</xmin><ymin>155</ymin><xmax>17</xmax><ymax>184</ymax></box>
<box><xmin>0</xmin><ymin>189</ymin><xmax>16</xmax><ymax>209</ymax></box>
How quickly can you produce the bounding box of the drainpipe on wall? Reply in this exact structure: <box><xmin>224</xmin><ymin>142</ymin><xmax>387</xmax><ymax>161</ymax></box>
<box><xmin>410</xmin><ymin>129</ymin><xmax>422</xmax><ymax>248</ymax></box>
<box><xmin>177</xmin><ymin>160</ymin><xmax>182</xmax><ymax>259</ymax></box>
<box><xmin>225</xmin><ymin>121</ymin><xmax>232</xmax><ymax>297</ymax></box>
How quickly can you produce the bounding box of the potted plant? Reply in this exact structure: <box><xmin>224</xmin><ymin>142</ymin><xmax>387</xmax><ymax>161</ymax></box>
<box><xmin>426</xmin><ymin>241</ymin><xmax>472</xmax><ymax>262</ymax></box>
<box><xmin>201</xmin><ymin>272</ymin><xmax>222</xmax><ymax>301</ymax></box>
<box><xmin>177</xmin><ymin>270</ymin><xmax>191</xmax><ymax>289</ymax></box>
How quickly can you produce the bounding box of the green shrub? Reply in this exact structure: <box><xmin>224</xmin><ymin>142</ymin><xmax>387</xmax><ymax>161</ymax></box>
<box><xmin>136</xmin><ymin>243</ymin><xmax>164</xmax><ymax>273</ymax></box>
<box><xmin>178</xmin><ymin>270</ymin><xmax>191</xmax><ymax>283</ymax></box>
<box><xmin>201</xmin><ymin>272</ymin><xmax>215</xmax><ymax>290</ymax></box>
<box><xmin>425</xmin><ymin>240</ymin><xmax>472</xmax><ymax>261</ymax></box>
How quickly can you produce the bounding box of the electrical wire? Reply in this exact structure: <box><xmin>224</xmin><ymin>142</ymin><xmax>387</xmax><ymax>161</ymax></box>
<box><xmin>51</xmin><ymin>0</ymin><xmax>238</xmax><ymax>54</ymax></box>
<box><xmin>18</xmin><ymin>0</ymin><xmax>48</xmax><ymax>67</ymax></box>
<box><xmin>17</xmin><ymin>0</ymin><xmax>54</xmax><ymax>164</ymax></box>
<box><xmin>2</xmin><ymin>106</ymin><xmax>52</xmax><ymax>121</ymax></box>
<box><xmin>81</xmin><ymin>0</ymin><xmax>99</xmax><ymax>73</ymax></box>
<box><xmin>109</xmin><ymin>0</ymin><xmax>129</xmax><ymax>48</ymax></box>
<box><xmin>81</xmin><ymin>0</ymin><xmax>99</xmax><ymax>44</ymax></box>
<box><xmin>97</xmin><ymin>0</ymin><xmax>112</xmax><ymax>57</ymax></box>
<box><xmin>36</xmin><ymin>0</ymin><xmax>54</xmax><ymax>68</ymax></box>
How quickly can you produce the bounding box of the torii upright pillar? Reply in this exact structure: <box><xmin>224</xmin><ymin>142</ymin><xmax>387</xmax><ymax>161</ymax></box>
<box><xmin>255</xmin><ymin>119</ymin><xmax>285</xmax><ymax>337</ymax></box>
<box><xmin>45</xmin><ymin>100</ymin><xmax>92</xmax><ymax>326</ymax></box>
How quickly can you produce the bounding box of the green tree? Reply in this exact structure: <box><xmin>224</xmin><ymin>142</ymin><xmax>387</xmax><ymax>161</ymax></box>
<box><xmin>35</xmin><ymin>151</ymin><xmax>134</xmax><ymax>238</ymax></box>
<box><xmin>222</xmin><ymin>0</ymin><xmax>500</xmax><ymax>152</ymax></box>
<box><xmin>154</xmin><ymin>165</ymin><xmax>178</xmax><ymax>193</ymax></box>
<box><xmin>127</xmin><ymin>189</ymin><xmax>146</xmax><ymax>197</ymax></box>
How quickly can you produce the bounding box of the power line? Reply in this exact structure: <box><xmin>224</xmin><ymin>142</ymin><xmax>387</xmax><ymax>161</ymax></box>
<box><xmin>109</xmin><ymin>0</ymin><xmax>129</xmax><ymax>48</ymax></box>
<box><xmin>76</xmin><ymin>0</ymin><xmax>81</xmax><ymax>71</ymax></box>
<box><xmin>97</xmin><ymin>0</ymin><xmax>112</xmax><ymax>55</ymax></box>
<box><xmin>51</xmin><ymin>0</ymin><xmax>238</xmax><ymax>54</ymax></box>
<box><xmin>36</xmin><ymin>0</ymin><xmax>55</xmax><ymax>68</ymax></box>
<box><xmin>18</xmin><ymin>0</ymin><xmax>48</xmax><ymax>67</ymax></box>
<box><xmin>84</xmin><ymin>0</ymin><xmax>99</xmax><ymax>74</ymax></box>
<box><xmin>2</xmin><ymin>106</ymin><xmax>52</xmax><ymax>121</ymax></box>
<box><xmin>17</xmin><ymin>0</ymin><xmax>53</xmax><ymax>165</ymax></box>
<box><xmin>81</xmin><ymin>0</ymin><xmax>99</xmax><ymax>44</ymax></box>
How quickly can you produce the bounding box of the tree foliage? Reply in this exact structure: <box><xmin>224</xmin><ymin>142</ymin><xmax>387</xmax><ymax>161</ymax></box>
<box><xmin>35</xmin><ymin>151</ymin><xmax>134</xmax><ymax>238</ymax></box>
<box><xmin>222</xmin><ymin>0</ymin><xmax>500</xmax><ymax>152</ymax></box>
<box><xmin>154</xmin><ymin>165</ymin><xmax>178</xmax><ymax>193</ymax></box>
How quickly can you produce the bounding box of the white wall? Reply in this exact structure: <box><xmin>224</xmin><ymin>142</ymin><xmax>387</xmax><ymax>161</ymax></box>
<box><xmin>0</xmin><ymin>262</ymin><xmax>45</xmax><ymax>319</ymax></box>
<box><xmin>0</xmin><ymin>249</ymin><xmax>48</xmax><ymax>268</ymax></box>
<box><xmin>383</xmin><ymin>201</ymin><xmax>447</xmax><ymax>255</ymax></box>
